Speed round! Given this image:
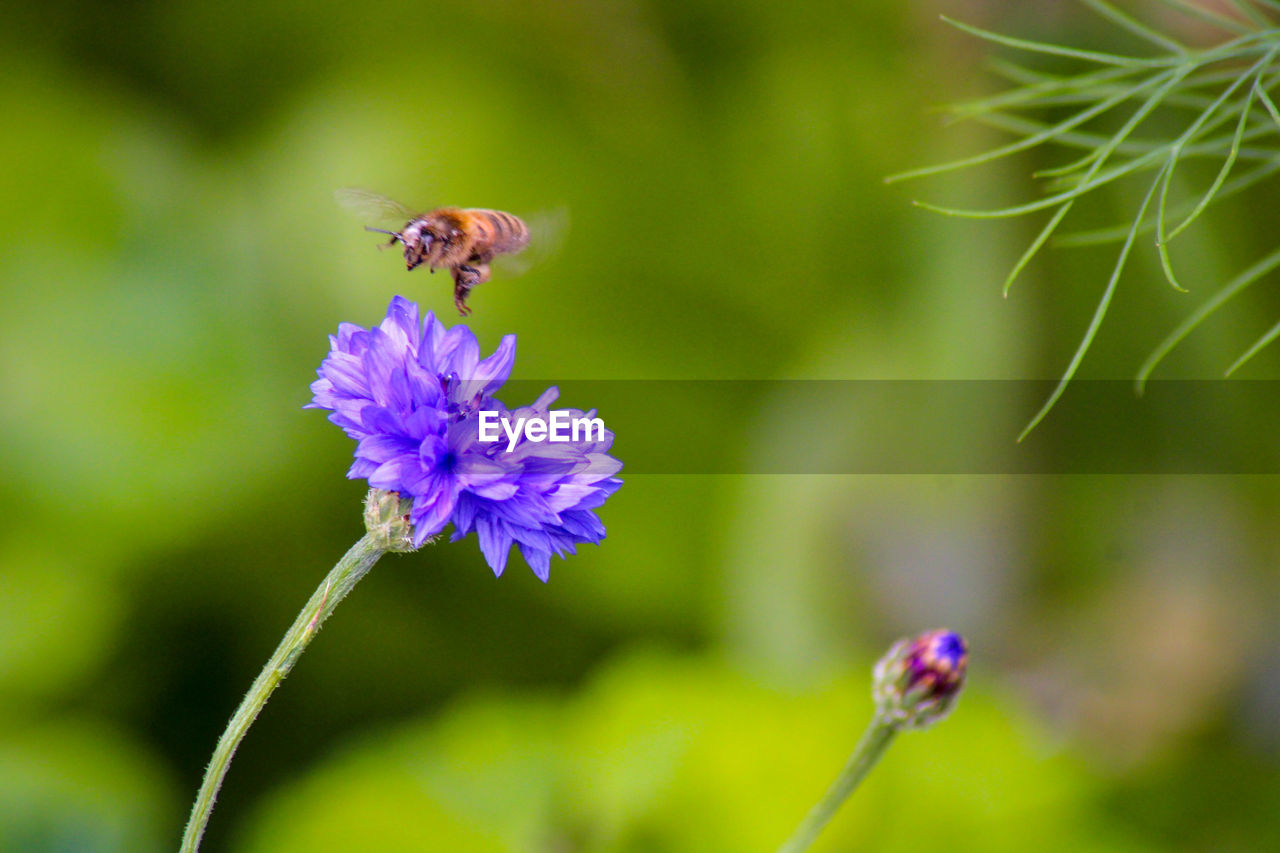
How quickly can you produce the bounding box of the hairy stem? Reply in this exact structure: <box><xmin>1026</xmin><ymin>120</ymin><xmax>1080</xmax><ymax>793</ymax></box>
<box><xmin>180</xmin><ymin>533</ymin><xmax>388</xmax><ymax>852</ymax></box>
<box><xmin>775</xmin><ymin>716</ymin><xmax>897</xmax><ymax>853</ymax></box>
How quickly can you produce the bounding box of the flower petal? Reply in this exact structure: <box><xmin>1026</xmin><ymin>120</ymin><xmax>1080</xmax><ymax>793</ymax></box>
<box><xmin>476</xmin><ymin>517</ymin><xmax>513</xmax><ymax>577</ymax></box>
<box><xmin>518</xmin><ymin>543</ymin><xmax>552</xmax><ymax>582</ymax></box>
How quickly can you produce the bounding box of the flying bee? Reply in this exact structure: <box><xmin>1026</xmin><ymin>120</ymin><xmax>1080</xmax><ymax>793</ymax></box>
<box><xmin>338</xmin><ymin>189</ymin><xmax>557</xmax><ymax>316</ymax></box>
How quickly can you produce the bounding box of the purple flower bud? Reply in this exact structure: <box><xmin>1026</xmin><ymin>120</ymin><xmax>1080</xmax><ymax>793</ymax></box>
<box><xmin>872</xmin><ymin>629</ymin><xmax>968</xmax><ymax>730</ymax></box>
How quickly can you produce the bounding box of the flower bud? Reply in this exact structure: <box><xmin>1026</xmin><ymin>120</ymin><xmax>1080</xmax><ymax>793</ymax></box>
<box><xmin>363</xmin><ymin>489</ymin><xmax>419</xmax><ymax>552</ymax></box>
<box><xmin>872</xmin><ymin>629</ymin><xmax>968</xmax><ymax>730</ymax></box>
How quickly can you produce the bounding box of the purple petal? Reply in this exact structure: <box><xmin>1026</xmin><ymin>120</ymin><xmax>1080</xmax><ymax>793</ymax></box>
<box><xmin>470</xmin><ymin>480</ymin><xmax>519</xmax><ymax>500</ymax></box>
<box><xmin>356</xmin><ymin>433</ymin><xmax>417</xmax><ymax>463</ymax></box>
<box><xmin>369</xmin><ymin>455</ymin><xmax>420</xmax><ymax>491</ymax></box>
<box><xmin>453</xmin><ymin>454</ymin><xmax>509</xmax><ymax>487</ymax></box>
<box><xmin>518</xmin><ymin>543</ymin><xmax>552</xmax><ymax>582</ymax></box>
<box><xmin>379</xmin><ymin>296</ymin><xmax>421</xmax><ymax>351</ymax></box>
<box><xmin>545</xmin><ymin>483</ymin><xmax>601</xmax><ymax>513</ymax></box>
<box><xmin>472</xmin><ymin>334</ymin><xmax>515</xmax><ymax>393</ymax></box>
<box><xmin>410</xmin><ymin>490</ymin><xmax>455</xmax><ymax>540</ymax></box>
<box><xmin>476</xmin><ymin>517</ymin><xmax>513</xmax><ymax>576</ymax></box>
<box><xmin>531</xmin><ymin>386</ymin><xmax>560</xmax><ymax>411</ymax></box>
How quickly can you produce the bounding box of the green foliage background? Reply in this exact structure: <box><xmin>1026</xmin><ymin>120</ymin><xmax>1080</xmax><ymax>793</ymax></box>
<box><xmin>1</xmin><ymin>1</ymin><xmax>1278</xmax><ymax>850</ymax></box>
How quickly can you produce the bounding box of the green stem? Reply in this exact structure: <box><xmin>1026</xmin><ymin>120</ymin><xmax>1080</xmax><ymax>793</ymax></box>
<box><xmin>776</xmin><ymin>715</ymin><xmax>897</xmax><ymax>853</ymax></box>
<box><xmin>179</xmin><ymin>533</ymin><xmax>388</xmax><ymax>852</ymax></box>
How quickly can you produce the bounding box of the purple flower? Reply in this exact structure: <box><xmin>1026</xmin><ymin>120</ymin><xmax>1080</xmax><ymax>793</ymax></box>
<box><xmin>308</xmin><ymin>296</ymin><xmax>622</xmax><ymax>581</ymax></box>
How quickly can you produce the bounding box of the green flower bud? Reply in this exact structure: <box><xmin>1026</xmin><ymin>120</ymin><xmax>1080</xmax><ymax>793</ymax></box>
<box><xmin>363</xmin><ymin>489</ymin><xmax>419</xmax><ymax>552</ymax></box>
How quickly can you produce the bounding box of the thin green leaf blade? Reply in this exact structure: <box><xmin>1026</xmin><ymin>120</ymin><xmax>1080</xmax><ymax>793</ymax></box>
<box><xmin>1155</xmin><ymin>161</ymin><xmax>1189</xmax><ymax>292</ymax></box>
<box><xmin>1168</xmin><ymin>74</ymin><xmax>1262</xmax><ymax>240</ymax></box>
<box><xmin>941</xmin><ymin>16</ymin><xmax>1178</xmax><ymax>67</ymax></box>
<box><xmin>1083</xmin><ymin>0</ymin><xmax>1187</xmax><ymax>53</ymax></box>
<box><xmin>1154</xmin><ymin>0</ymin><xmax>1255</xmax><ymax>35</ymax></box>
<box><xmin>1019</xmin><ymin>163</ymin><xmax>1168</xmax><ymax>441</ymax></box>
<box><xmin>1225</xmin><ymin>319</ymin><xmax>1280</xmax><ymax>375</ymax></box>
<box><xmin>1137</xmin><ymin>245</ymin><xmax>1280</xmax><ymax>391</ymax></box>
<box><xmin>1004</xmin><ymin>201</ymin><xmax>1076</xmax><ymax>297</ymax></box>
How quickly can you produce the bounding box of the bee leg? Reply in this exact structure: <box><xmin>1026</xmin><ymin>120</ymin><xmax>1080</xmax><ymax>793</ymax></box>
<box><xmin>451</xmin><ymin>264</ymin><xmax>490</xmax><ymax>316</ymax></box>
<box><xmin>451</xmin><ymin>273</ymin><xmax>473</xmax><ymax>316</ymax></box>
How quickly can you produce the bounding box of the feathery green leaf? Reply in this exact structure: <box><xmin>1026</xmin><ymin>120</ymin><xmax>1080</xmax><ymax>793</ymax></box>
<box><xmin>902</xmin><ymin>4</ymin><xmax>1280</xmax><ymax>430</ymax></box>
<box><xmin>886</xmin><ymin>74</ymin><xmax>1164</xmax><ymax>184</ymax></box>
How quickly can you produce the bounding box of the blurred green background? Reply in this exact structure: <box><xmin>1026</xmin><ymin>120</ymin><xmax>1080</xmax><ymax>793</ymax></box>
<box><xmin>3</xmin><ymin>0</ymin><xmax>1280</xmax><ymax>850</ymax></box>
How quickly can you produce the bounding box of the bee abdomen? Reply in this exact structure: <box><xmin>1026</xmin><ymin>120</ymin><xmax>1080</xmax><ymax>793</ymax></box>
<box><xmin>467</xmin><ymin>209</ymin><xmax>531</xmax><ymax>255</ymax></box>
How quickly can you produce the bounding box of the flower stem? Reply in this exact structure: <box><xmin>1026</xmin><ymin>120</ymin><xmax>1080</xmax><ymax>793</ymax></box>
<box><xmin>776</xmin><ymin>715</ymin><xmax>897</xmax><ymax>853</ymax></box>
<box><xmin>180</xmin><ymin>533</ymin><xmax>387</xmax><ymax>853</ymax></box>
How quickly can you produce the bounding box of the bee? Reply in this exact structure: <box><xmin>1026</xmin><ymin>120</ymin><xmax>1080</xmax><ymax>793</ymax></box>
<box><xmin>339</xmin><ymin>189</ymin><xmax>546</xmax><ymax>316</ymax></box>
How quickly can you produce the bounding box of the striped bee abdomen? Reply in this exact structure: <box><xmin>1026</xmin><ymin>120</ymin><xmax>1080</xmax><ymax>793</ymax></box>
<box><xmin>466</xmin><ymin>209</ymin><xmax>531</xmax><ymax>256</ymax></box>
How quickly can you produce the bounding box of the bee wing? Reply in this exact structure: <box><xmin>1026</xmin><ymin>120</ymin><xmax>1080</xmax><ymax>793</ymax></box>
<box><xmin>334</xmin><ymin>187</ymin><xmax>420</xmax><ymax>223</ymax></box>
<box><xmin>497</xmin><ymin>206</ymin><xmax>569</xmax><ymax>277</ymax></box>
